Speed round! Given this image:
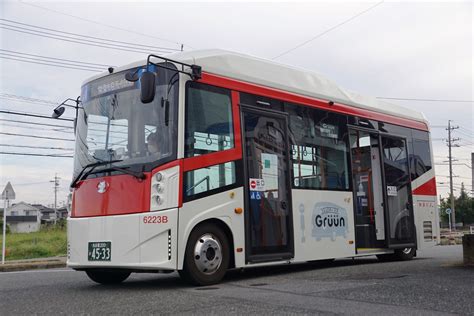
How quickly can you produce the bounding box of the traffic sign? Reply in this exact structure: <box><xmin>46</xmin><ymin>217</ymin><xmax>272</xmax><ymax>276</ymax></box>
<box><xmin>1</xmin><ymin>182</ymin><xmax>15</xmax><ymax>200</ymax></box>
<box><xmin>445</xmin><ymin>208</ymin><xmax>452</xmax><ymax>215</ymax></box>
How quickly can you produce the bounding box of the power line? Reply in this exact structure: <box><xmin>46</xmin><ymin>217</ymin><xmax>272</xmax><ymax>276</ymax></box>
<box><xmin>0</xmin><ymin>24</ymin><xmax>172</xmax><ymax>55</ymax></box>
<box><xmin>0</xmin><ymin>152</ymin><xmax>73</xmax><ymax>158</ymax></box>
<box><xmin>0</xmin><ymin>110</ymin><xmax>75</xmax><ymax>121</ymax></box>
<box><xmin>0</xmin><ymin>18</ymin><xmax>180</xmax><ymax>52</ymax></box>
<box><xmin>272</xmin><ymin>1</ymin><xmax>384</xmax><ymax>59</ymax></box>
<box><xmin>0</xmin><ymin>93</ymin><xmax>58</xmax><ymax>105</ymax></box>
<box><xmin>0</xmin><ymin>55</ymin><xmax>101</xmax><ymax>72</ymax></box>
<box><xmin>0</xmin><ymin>122</ymin><xmax>72</xmax><ymax>134</ymax></box>
<box><xmin>0</xmin><ymin>51</ymin><xmax>106</xmax><ymax>71</ymax></box>
<box><xmin>19</xmin><ymin>1</ymin><xmax>189</xmax><ymax>49</ymax></box>
<box><xmin>0</xmin><ymin>49</ymin><xmax>111</xmax><ymax>68</ymax></box>
<box><xmin>376</xmin><ymin>97</ymin><xmax>473</xmax><ymax>103</ymax></box>
<box><xmin>0</xmin><ymin>144</ymin><xmax>74</xmax><ymax>151</ymax></box>
<box><xmin>0</xmin><ymin>132</ymin><xmax>75</xmax><ymax>142</ymax></box>
<box><xmin>0</xmin><ymin>118</ymin><xmax>72</xmax><ymax>129</ymax></box>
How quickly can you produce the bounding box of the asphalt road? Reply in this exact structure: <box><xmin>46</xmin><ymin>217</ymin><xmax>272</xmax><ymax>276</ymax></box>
<box><xmin>1</xmin><ymin>245</ymin><xmax>472</xmax><ymax>315</ymax></box>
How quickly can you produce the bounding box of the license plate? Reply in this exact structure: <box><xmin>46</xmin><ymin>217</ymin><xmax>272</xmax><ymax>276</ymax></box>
<box><xmin>88</xmin><ymin>242</ymin><xmax>111</xmax><ymax>261</ymax></box>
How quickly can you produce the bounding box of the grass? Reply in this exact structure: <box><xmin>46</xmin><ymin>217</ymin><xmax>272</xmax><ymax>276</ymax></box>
<box><xmin>0</xmin><ymin>226</ymin><xmax>67</xmax><ymax>261</ymax></box>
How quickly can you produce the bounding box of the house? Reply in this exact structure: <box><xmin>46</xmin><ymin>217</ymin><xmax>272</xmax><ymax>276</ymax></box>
<box><xmin>5</xmin><ymin>202</ymin><xmax>41</xmax><ymax>233</ymax></box>
<box><xmin>57</xmin><ymin>206</ymin><xmax>68</xmax><ymax>220</ymax></box>
<box><xmin>32</xmin><ymin>204</ymin><xmax>57</xmax><ymax>224</ymax></box>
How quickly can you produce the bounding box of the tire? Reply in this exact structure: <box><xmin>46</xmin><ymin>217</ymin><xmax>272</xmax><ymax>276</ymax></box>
<box><xmin>377</xmin><ymin>248</ymin><xmax>415</xmax><ymax>262</ymax></box>
<box><xmin>179</xmin><ymin>223</ymin><xmax>230</xmax><ymax>286</ymax></box>
<box><xmin>394</xmin><ymin>247</ymin><xmax>416</xmax><ymax>261</ymax></box>
<box><xmin>85</xmin><ymin>269</ymin><xmax>131</xmax><ymax>284</ymax></box>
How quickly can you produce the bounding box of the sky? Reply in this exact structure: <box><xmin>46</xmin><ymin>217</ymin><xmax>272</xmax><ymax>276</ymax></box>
<box><xmin>0</xmin><ymin>0</ymin><xmax>472</xmax><ymax>206</ymax></box>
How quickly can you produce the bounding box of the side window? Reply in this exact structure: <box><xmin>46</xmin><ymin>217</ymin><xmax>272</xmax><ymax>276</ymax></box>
<box><xmin>411</xmin><ymin>131</ymin><xmax>432</xmax><ymax>179</ymax></box>
<box><xmin>287</xmin><ymin>103</ymin><xmax>350</xmax><ymax>190</ymax></box>
<box><xmin>184</xmin><ymin>161</ymin><xmax>238</xmax><ymax>200</ymax></box>
<box><xmin>185</xmin><ymin>82</ymin><xmax>234</xmax><ymax>158</ymax></box>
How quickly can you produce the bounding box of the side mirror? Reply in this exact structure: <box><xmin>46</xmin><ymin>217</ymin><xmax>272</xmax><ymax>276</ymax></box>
<box><xmin>140</xmin><ymin>71</ymin><xmax>156</xmax><ymax>104</ymax></box>
<box><xmin>52</xmin><ymin>106</ymin><xmax>65</xmax><ymax>118</ymax></box>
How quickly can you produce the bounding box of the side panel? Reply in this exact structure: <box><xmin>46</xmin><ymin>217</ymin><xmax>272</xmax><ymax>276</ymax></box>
<box><xmin>292</xmin><ymin>190</ymin><xmax>355</xmax><ymax>261</ymax></box>
<box><xmin>412</xmin><ymin>169</ymin><xmax>439</xmax><ymax>248</ymax></box>
<box><xmin>177</xmin><ymin>187</ymin><xmax>245</xmax><ymax>269</ymax></box>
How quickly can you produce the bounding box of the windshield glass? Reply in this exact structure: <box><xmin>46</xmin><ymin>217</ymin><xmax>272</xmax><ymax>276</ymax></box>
<box><xmin>74</xmin><ymin>64</ymin><xmax>179</xmax><ymax>178</ymax></box>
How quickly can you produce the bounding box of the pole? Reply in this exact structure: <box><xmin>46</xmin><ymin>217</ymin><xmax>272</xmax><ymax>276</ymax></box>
<box><xmin>448</xmin><ymin>212</ymin><xmax>451</xmax><ymax>233</ymax></box>
<box><xmin>447</xmin><ymin>120</ymin><xmax>458</xmax><ymax>230</ymax></box>
<box><xmin>2</xmin><ymin>198</ymin><xmax>7</xmax><ymax>264</ymax></box>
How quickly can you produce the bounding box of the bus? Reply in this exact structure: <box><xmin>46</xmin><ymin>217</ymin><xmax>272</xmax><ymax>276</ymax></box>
<box><xmin>66</xmin><ymin>50</ymin><xmax>439</xmax><ymax>285</ymax></box>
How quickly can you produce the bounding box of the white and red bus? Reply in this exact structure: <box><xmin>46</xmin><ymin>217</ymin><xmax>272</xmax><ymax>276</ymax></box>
<box><xmin>67</xmin><ymin>50</ymin><xmax>439</xmax><ymax>285</ymax></box>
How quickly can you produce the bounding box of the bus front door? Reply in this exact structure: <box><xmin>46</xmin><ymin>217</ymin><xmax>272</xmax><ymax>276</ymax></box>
<box><xmin>380</xmin><ymin>136</ymin><xmax>416</xmax><ymax>249</ymax></box>
<box><xmin>241</xmin><ymin>106</ymin><xmax>294</xmax><ymax>263</ymax></box>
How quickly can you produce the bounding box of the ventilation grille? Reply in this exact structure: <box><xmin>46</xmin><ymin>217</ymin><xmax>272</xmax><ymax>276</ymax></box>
<box><xmin>423</xmin><ymin>221</ymin><xmax>433</xmax><ymax>241</ymax></box>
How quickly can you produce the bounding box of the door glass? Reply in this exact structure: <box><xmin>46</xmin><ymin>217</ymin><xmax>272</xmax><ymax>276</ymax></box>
<box><xmin>350</xmin><ymin>130</ymin><xmax>385</xmax><ymax>248</ymax></box>
<box><xmin>382</xmin><ymin>137</ymin><xmax>415</xmax><ymax>245</ymax></box>
<box><xmin>243</xmin><ymin>111</ymin><xmax>292</xmax><ymax>256</ymax></box>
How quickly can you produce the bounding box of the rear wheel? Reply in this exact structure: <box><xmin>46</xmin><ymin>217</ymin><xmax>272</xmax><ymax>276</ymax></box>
<box><xmin>179</xmin><ymin>223</ymin><xmax>230</xmax><ymax>286</ymax></box>
<box><xmin>85</xmin><ymin>269</ymin><xmax>131</xmax><ymax>284</ymax></box>
<box><xmin>377</xmin><ymin>248</ymin><xmax>415</xmax><ymax>262</ymax></box>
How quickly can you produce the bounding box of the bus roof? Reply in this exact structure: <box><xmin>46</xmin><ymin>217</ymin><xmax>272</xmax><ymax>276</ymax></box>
<box><xmin>84</xmin><ymin>49</ymin><xmax>429</xmax><ymax>126</ymax></box>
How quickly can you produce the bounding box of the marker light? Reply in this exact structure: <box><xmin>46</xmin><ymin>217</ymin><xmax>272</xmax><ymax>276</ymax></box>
<box><xmin>155</xmin><ymin>195</ymin><xmax>163</xmax><ymax>205</ymax></box>
<box><xmin>154</xmin><ymin>183</ymin><xmax>164</xmax><ymax>193</ymax></box>
<box><xmin>155</xmin><ymin>172</ymin><xmax>164</xmax><ymax>182</ymax></box>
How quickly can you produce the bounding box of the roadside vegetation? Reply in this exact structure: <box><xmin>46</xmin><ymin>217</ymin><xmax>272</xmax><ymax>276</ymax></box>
<box><xmin>0</xmin><ymin>222</ymin><xmax>67</xmax><ymax>261</ymax></box>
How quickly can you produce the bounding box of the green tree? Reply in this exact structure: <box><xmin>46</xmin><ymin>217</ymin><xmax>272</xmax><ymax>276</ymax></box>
<box><xmin>0</xmin><ymin>218</ymin><xmax>11</xmax><ymax>234</ymax></box>
<box><xmin>439</xmin><ymin>183</ymin><xmax>474</xmax><ymax>225</ymax></box>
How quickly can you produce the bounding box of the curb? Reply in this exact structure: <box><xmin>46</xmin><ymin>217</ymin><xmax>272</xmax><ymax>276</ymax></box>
<box><xmin>0</xmin><ymin>260</ymin><xmax>67</xmax><ymax>272</ymax></box>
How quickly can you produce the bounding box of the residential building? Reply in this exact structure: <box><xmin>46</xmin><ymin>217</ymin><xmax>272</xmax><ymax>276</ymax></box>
<box><xmin>5</xmin><ymin>202</ymin><xmax>41</xmax><ymax>233</ymax></box>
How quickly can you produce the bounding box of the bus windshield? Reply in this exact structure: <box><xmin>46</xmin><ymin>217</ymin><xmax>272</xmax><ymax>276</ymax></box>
<box><xmin>73</xmin><ymin>65</ymin><xmax>179</xmax><ymax>178</ymax></box>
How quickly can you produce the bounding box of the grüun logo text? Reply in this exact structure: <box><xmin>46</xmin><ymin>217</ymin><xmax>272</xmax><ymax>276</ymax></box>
<box><xmin>312</xmin><ymin>202</ymin><xmax>348</xmax><ymax>241</ymax></box>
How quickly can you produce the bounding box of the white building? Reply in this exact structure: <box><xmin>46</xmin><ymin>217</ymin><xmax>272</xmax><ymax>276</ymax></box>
<box><xmin>6</xmin><ymin>202</ymin><xmax>41</xmax><ymax>233</ymax></box>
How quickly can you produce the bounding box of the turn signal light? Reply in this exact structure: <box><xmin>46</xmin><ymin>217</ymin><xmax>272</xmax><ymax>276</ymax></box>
<box><xmin>234</xmin><ymin>207</ymin><xmax>243</xmax><ymax>214</ymax></box>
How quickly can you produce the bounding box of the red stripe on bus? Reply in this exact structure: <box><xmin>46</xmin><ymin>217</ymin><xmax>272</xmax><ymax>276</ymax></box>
<box><xmin>199</xmin><ymin>72</ymin><xmax>429</xmax><ymax>132</ymax></box>
<box><xmin>412</xmin><ymin>177</ymin><xmax>437</xmax><ymax>196</ymax></box>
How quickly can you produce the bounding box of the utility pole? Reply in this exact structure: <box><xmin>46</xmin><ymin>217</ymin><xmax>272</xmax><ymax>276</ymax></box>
<box><xmin>471</xmin><ymin>153</ymin><xmax>473</xmax><ymax>195</ymax></box>
<box><xmin>50</xmin><ymin>174</ymin><xmax>60</xmax><ymax>224</ymax></box>
<box><xmin>446</xmin><ymin>120</ymin><xmax>459</xmax><ymax>230</ymax></box>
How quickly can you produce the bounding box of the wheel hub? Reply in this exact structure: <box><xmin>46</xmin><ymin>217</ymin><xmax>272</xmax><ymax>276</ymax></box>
<box><xmin>194</xmin><ymin>234</ymin><xmax>222</xmax><ymax>275</ymax></box>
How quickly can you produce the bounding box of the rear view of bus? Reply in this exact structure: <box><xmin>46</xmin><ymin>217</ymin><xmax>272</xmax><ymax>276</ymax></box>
<box><xmin>67</xmin><ymin>50</ymin><xmax>439</xmax><ymax>285</ymax></box>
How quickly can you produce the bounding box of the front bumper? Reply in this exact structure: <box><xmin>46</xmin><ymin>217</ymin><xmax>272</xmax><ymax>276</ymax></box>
<box><xmin>67</xmin><ymin>208</ymin><xmax>178</xmax><ymax>270</ymax></box>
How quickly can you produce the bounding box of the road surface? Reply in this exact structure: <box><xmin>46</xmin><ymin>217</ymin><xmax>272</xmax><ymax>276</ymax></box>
<box><xmin>0</xmin><ymin>245</ymin><xmax>472</xmax><ymax>315</ymax></box>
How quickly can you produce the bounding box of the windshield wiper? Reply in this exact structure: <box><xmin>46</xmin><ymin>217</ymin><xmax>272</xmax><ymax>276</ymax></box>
<box><xmin>70</xmin><ymin>159</ymin><xmax>123</xmax><ymax>188</ymax></box>
<box><xmin>98</xmin><ymin>165</ymin><xmax>146</xmax><ymax>181</ymax></box>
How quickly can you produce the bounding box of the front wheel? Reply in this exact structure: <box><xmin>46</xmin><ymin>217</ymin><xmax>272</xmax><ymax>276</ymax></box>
<box><xmin>179</xmin><ymin>223</ymin><xmax>230</xmax><ymax>286</ymax></box>
<box><xmin>85</xmin><ymin>269</ymin><xmax>131</xmax><ymax>284</ymax></box>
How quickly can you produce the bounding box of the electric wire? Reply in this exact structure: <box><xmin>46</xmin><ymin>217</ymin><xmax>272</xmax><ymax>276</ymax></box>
<box><xmin>0</xmin><ymin>25</ymin><xmax>173</xmax><ymax>55</ymax></box>
<box><xmin>0</xmin><ymin>18</ymin><xmax>180</xmax><ymax>52</ymax></box>
<box><xmin>0</xmin><ymin>55</ymin><xmax>102</xmax><ymax>72</ymax></box>
<box><xmin>0</xmin><ymin>132</ymin><xmax>75</xmax><ymax>142</ymax></box>
<box><xmin>272</xmin><ymin>1</ymin><xmax>384</xmax><ymax>59</ymax></box>
<box><xmin>19</xmin><ymin>1</ymin><xmax>189</xmax><ymax>49</ymax></box>
<box><xmin>0</xmin><ymin>93</ymin><xmax>58</xmax><ymax>105</ymax></box>
<box><xmin>0</xmin><ymin>49</ymin><xmax>111</xmax><ymax>68</ymax></box>
<box><xmin>0</xmin><ymin>152</ymin><xmax>73</xmax><ymax>158</ymax></box>
<box><xmin>0</xmin><ymin>52</ymin><xmax>106</xmax><ymax>71</ymax></box>
<box><xmin>0</xmin><ymin>110</ymin><xmax>75</xmax><ymax>121</ymax></box>
<box><xmin>0</xmin><ymin>144</ymin><xmax>74</xmax><ymax>151</ymax></box>
<box><xmin>0</xmin><ymin>118</ymin><xmax>73</xmax><ymax>129</ymax></box>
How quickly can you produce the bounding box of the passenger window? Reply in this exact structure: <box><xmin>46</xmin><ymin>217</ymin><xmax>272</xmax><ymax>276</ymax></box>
<box><xmin>185</xmin><ymin>83</ymin><xmax>234</xmax><ymax>157</ymax></box>
<box><xmin>287</xmin><ymin>103</ymin><xmax>350</xmax><ymax>190</ymax></box>
<box><xmin>184</xmin><ymin>161</ymin><xmax>237</xmax><ymax>199</ymax></box>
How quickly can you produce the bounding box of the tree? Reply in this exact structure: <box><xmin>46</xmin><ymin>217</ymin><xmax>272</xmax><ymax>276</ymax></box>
<box><xmin>0</xmin><ymin>218</ymin><xmax>11</xmax><ymax>234</ymax></box>
<box><xmin>439</xmin><ymin>183</ymin><xmax>474</xmax><ymax>225</ymax></box>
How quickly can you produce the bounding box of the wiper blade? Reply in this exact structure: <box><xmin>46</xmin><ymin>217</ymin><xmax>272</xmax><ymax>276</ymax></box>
<box><xmin>70</xmin><ymin>159</ymin><xmax>123</xmax><ymax>188</ymax></box>
<box><xmin>99</xmin><ymin>165</ymin><xmax>146</xmax><ymax>181</ymax></box>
